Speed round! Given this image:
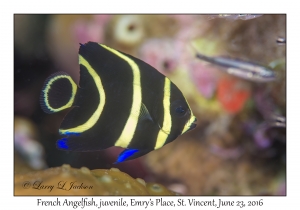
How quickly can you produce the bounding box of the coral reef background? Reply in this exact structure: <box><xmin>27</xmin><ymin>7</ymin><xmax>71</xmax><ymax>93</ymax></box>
<box><xmin>14</xmin><ymin>14</ymin><xmax>286</xmax><ymax>195</ymax></box>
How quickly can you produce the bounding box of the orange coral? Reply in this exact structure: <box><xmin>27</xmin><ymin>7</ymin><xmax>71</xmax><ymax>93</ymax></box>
<box><xmin>217</xmin><ymin>76</ymin><xmax>251</xmax><ymax>114</ymax></box>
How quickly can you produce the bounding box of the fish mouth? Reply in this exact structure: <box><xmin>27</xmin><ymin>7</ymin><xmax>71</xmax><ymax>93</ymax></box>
<box><xmin>188</xmin><ymin>122</ymin><xmax>197</xmax><ymax>132</ymax></box>
<box><xmin>186</xmin><ymin>118</ymin><xmax>197</xmax><ymax>132</ymax></box>
<box><xmin>182</xmin><ymin>117</ymin><xmax>197</xmax><ymax>134</ymax></box>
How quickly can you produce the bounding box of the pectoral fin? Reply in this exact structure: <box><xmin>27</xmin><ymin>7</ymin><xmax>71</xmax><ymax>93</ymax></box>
<box><xmin>139</xmin><ymin>103</ymin><xmax>153</xmax><ymax>122</ymax></box>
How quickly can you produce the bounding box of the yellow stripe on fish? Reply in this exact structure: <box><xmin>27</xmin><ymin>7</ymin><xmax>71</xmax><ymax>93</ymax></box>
<box><xmin>59</xmin><ymin>55</ymin><xmax>106</xmax><ymax>135</ymax></box>
<box><xmin>100</xmin><ymin>44</ymin><xmax>142</xmax><ymax>148</ymax></box>
<box><xmin>155</xmin><ymin>77</ymin><xmax>172</xmax><ymax>149</ymax></box>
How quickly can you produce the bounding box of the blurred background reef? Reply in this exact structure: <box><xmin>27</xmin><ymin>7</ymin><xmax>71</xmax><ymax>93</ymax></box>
<box><xmin>14</xmin><ymin>14</ymin><xmax>286</xmax><ymax>195</ymax></box>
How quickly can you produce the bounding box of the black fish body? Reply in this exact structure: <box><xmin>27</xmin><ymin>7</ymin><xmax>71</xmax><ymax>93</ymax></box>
<box><xmin>40</xmin><ymin>42</ymin><xmax>197</xmax><ymax>163</ymax></box>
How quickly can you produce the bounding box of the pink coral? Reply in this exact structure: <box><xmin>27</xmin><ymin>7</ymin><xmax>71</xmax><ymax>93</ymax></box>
<box><xmin>169</xmin><ymin>15</ymin><xmax>199</xmax><ymax>27</ymax></box>
<box><xmin>189</xmin><ymin>61</ymin><xmax>219</xmax><ymax>99</ymax></box>
<box><xmin>72</xmin><ymin>15</ymin><xmax>112</xmax><ymax>44</ymax></box>
<box><xmin>139</xmin><ymin>39</ymin><xmax>180</xmax><ymax>75</ymax></box>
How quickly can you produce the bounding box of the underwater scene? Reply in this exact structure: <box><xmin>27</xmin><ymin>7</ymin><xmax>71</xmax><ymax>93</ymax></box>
<box><xmin>14</xmin><ymin>14</ymin><xmax>286</xmax><ymax>196</ymax></box>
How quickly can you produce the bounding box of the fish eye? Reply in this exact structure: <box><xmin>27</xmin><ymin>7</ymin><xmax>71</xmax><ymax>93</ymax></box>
<box><xmin>171</xmin><ymin>100</ymin><xmax>188</xmax><ymax>118</ymax></box>
<box><xmin>175</xmin><ymin>106</ymin><xmax>186</xmax><ymax>115</ymax></box>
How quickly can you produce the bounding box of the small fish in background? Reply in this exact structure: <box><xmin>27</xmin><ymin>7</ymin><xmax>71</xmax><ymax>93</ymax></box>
<box><xmin>195</xmin><ymin>52</ymin><xmax>276</xmax><ymax>83</ymax></box>
<box><xmin>267</xmin><ymin>114</ymin><xmax>286</xmax><ymax>128</ymax></box>
<box><xmin>208</xmin><ymin>14</ymin><xmax>262</xmax><ymax>21</ymax></box>
<box><xmin>276</xmin><ymin>37</ymin><xmax>286</xmax><ymax>45</ymax></box>
<box><xmin>40</xmin><ymin>42</ymin><xmax>197</xmax><ymax>164</ymax></box>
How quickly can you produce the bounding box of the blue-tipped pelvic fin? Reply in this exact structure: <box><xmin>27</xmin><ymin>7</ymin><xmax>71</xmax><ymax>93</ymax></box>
<box><xmin>114</xmin><ymin>149</ymin><xmax>140</xmax><ymax>164</ymax></box>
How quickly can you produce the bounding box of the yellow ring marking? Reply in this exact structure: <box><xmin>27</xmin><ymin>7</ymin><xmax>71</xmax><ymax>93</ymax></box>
<box><xmin>43</xmin><ymin>75</ymin><xmax>77</xmax><ymax>112</ymax></box>
<box><xmin>155</xmin><ymin>78</ymin><xmax>172</xmax><ymax>149</ymax></box>
<box><xmin>100</xmin><ymin>44</ymin><xmax>142</xmax><ymax>148</ymax></box>
<box><xmin>59</xmin><ymin>55</ymin><xmax>106</xmax><ymax>134</ymax></box>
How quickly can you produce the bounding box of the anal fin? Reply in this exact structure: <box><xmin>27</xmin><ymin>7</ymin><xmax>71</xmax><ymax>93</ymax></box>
<box><xmin>56</xmin><ymin>133</ymin><xmax>107</xmax><ymax>152</ymax></box>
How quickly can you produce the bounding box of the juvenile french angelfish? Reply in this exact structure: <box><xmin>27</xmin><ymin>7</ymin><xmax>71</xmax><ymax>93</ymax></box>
<box><xmin>40</xmin><ymin>42</ymin><xmax>197</xmax><ymax>163</ymax></box>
